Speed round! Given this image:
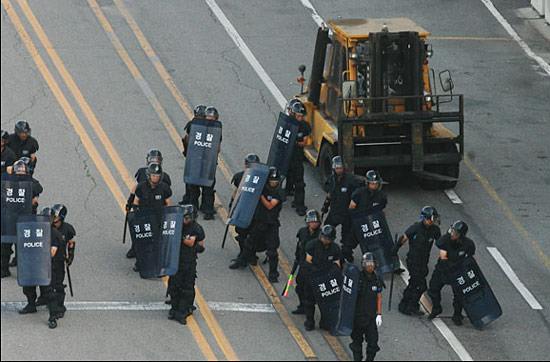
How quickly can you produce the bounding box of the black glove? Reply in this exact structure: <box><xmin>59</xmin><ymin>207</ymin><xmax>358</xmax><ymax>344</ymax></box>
<box><xmin>66</xmin><ymin>247</ymin><xmax>75</xmax><ymax>266</ymax></box>
<box><xmin>196</xmin><ymin>245</ymin><xmax>205</xmax><ymax>254</ymax></box>
<box><xmin>321</xmin><ymin>198</ymin><xmax>330</xmax><ymax>214</ymax></box>
<box><xmin>391</xmin><ymin>241</ymin><xmax>402</xmax><ymax>256</ymax></box>
<box><xmin>126</xmin><ymin>194</ymin><xmax>136</xmax><ymax>212</ymax></box>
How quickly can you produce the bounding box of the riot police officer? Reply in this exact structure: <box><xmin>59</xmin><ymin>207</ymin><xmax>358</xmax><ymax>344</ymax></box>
<box><xmin>285</xmin><ymin>99</ymin><xmax>311</xmax><ymax>216</ymax></box>
<box><xmin>187</xmin><ymin>106</ymin><xmax>221</xmax><ymax>220</ymax></box>
<box><xmin>180</xmin><ymin>105</ymin><xmax>206</xmax><ymax>204</ymax></box>
<box><xmin>1</xmin><ymin>129</ymin><xmax>17</xmax><ymax>174</ymax></box>
<box><xmin>167</xmin><ymin>205</ymin><xmax>205</xmax><ymax>325</ymax></box>
<box><xmin>322</xmin><ymin>155</ymin><xmax>360</xmax><ymax>245</ymax></box>
<box><xmin>8</xmin><ymin>120</ymin><xmax>39</xmax><ymax>170</ymax></box>
<box><xmin>19</xmin><ymin>208</ymin><xmax>65</xmax><ymax>329</ymax></box>
<box><xmin>427</xmin><ymin>220</ymin><xmax>475</xmax><ymax>326</ymax></box>
<box><xmin>393</xmin><ymin>206</ymin><xmax>441</xmax><ymax>316</ymax></box>
<box><xmin>126</xmin><ymin>150</ymin><xmax>171</xmax><ymax>258</ymax></box>
<box><xmin>343</xmin><ymin>170</ymin><xmax>387</xmax><ymax>262</ymax></box>
<box><xmin>230</xmin><ymin>167</ymin><xmax>284</xmax><ymax>283</ymax></box>
<box><xmin>349</xmin><ymin>252</ymin><xmax>383</xmax><ymax>361</ymax></box>
<box><xmin>302</xmin><ymin>225</ymin><xmax>342</xmax><ymax>331</ymax></box>
<box><xmin>230</xmin><ymin>153</ymin><xmax>260</xmax><ymax>260</ymax></box>
<box><xmin>1</xmin><ymin>160</ymin><xmax>43</xmax><ymax>271</ymax></box>
<box><xmin>292</xmin><ymin>209</ymin><xmax>322</xmax><ymax>315</ymax></box>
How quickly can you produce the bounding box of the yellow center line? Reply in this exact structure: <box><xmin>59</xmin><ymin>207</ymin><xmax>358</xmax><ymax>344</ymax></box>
<box><xmin>87</xmin><ymin>1</ymin><xmax>237</xmax><ymax>360</ymax></box>
<box><xmin>5</xmin><ymin>1</ymin><xmax>216</xmax><ymax>360</ymax></box>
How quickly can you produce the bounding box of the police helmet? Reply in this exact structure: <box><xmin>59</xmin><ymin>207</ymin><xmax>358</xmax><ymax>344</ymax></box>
<box><xmin>320</xmin><ymin>224</ymin><xmax>336</xmax><ymax>241</ymax></box>
<box><xmin>331</xmin><ymin>156</ymin><xmax>344</xmax><ymax>170</ymax></box>
<box><xmin>182</xmin><ymin>204</ymin><xmax>195</xmax><ymax>221</ymax></box>
<box><xmin>361</xmin><ymin>252</ymin><xmax>377</xmax><ymax>268</ymax></box>
<box><xmin>52</xmin><ymin>204</ymin><xmax>68</xmax><ymax>222</ymax></box>
<box><xmin>205</xmin><ymin>106</ymin><xmax>219</xmax><ymax>120</ymax></box>
<box><xmin>194</xmin><ymin>104</ymin><xmax>207</xmax><ymax>118</ymax></box>
<box><xmin>450</xmin><ymin>220</ymin><xmax>468</xmax><ymax>237</ymax></box>
<box><xmin>14</xmin><ymin>120</ymin><xmax>31</xmax><ymax>135</ymax></box>
<box><xmin>304</xmin><ymin>209</ymin><xmax>321</xmax><ymax>224</ymax></box>
<box><xmin>267</xmin><ymin>167</ymin><xmax>281</xmax><ymax>184</ymax></box>
<box><xmin>1</xmin><ymin>129</ymin><xmax>9</xmax><ymax>145</ymax></box>
<box><xmin>244</xmin><ymin>153</ymin><xmax>260</xmax><ymax>168</ymax></box>
<box><xmin>146</xmin><ymin>149</ymin><xmax>163</xmax><ymax>165</ymax></box>
<box><xmin>286</xmin><ymin>98</ymin><xmax>301</xmax><ymax>114</ymax></box>
<box><xmin>421</xmin><ymin>205</ymin><xmax>440</xmax><ymax>225</ymax></box>
<box><xmin>365</xmin><ymin>170</ymin><xmax>382</xmax><ymax>190</ymax></box>
<box><xmin>41</xmin><ymin>207</ymin><xmax>54</xmax><ymax>223</ymax></box>
<box><xmin>146</xmin><ymin>162</ymin><xmax>163</xmax><ymax>184</ymax></box>
<box><xmin>18</xmin><ymin>157</ymin><xmax>34</xmax><ymax>174</ymax></box>
<box><xmin>12</xmin><ymin>160</ymin><xmax>28</xmax><ymax>174</ymax></box>
<box><xmin>289</xmin><ymin>101</ymin><xmax>307</xmax><ymax>116</ymax></box>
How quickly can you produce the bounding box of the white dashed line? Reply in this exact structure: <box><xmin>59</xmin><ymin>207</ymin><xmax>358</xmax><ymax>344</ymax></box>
<box><xmin>444</xmin><ymin>189</ymin><xmax>464</xmax><ymax>204</ymax></box>
<box><xmin>487</xmin><ymin>247</ymin><xmax>543</xmax><ymax>310</ymax></box>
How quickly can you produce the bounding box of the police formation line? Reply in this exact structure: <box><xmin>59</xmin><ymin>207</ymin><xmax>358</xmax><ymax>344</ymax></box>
<box><xmin>1</xmin><ymin>100</ymin><xmax>501</xmax><ymax>360</ymax></box>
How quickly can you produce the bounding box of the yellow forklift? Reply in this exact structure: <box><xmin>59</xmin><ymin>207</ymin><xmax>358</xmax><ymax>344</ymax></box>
<box><xmin>295</xmin><ymin>18</ymin><xmax>463</xmax><ymax>190</ymax></box>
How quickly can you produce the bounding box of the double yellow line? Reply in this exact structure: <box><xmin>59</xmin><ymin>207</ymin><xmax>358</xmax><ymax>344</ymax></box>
<box><xmin>2</xmin><ymin>0</ymin><xmax>233</xmax><ymax>360</ymax></box>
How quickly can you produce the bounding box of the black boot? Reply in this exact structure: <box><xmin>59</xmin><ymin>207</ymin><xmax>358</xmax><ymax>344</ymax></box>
<box><xmin>18</xmin><ymin>303</ymin><xmax>37</xmax><ymax>314</ymax></box>
<box><xmin>48</xmin><ymin>317</ymin><xmax>57</xmax><ymax>329</ymax></box>
<box><xmin>429</xmin><ymin>304</ymin><xmax>443</xmax><ymax>319</ymax></box>
<box><xmin>366</xmin><ymin>352</ymin><xmax>377</xmax><ymax>361</ymax></box>
<box><xmin>126</xmin><ymin>247</ymin><xmax>136</xmax><ymax>259</ymax></box>
<box><xmin>304</xmin><ymin>319</ymin><xmax>315</xmax><ymax>331</ymax></box>
<box><xmin>292</xmin><ymin>305</ymin><xmax>305</xmax><ymax>315</ymax></box>
<box><xmin>352</xmin><ymin>351</ymin><xmax>363</xmax><ymax>361</ymax></box>
<box><xmin>452</xmin><ymin>314</ymin><xmax>464</xmax><ymax>326</ymax></box>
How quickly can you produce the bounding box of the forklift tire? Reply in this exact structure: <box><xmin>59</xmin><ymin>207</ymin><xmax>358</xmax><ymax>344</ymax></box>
<box><xmin>318</xmin><ymin>142</ymin><xmax>335</xmax><ymax>192</ymax></box>
<box><xmin>418</xmin><ymin>143</ymin><xmax>460</xmax><ymax>190</ymax></box>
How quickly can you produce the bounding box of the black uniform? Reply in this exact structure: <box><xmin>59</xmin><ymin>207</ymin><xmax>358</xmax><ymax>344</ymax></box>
<box><xmin>239</xmin><ymin>184</ymin><xmax>283</xmax><ymax>279</ymax></box>
<box><xmin>350</xmin><ymin>271</ymin><xmax>382</xmax><ymax>361</ymax></box>
<box><xmin>285</xmin><ymin>119</ymin><xmax>311</xmax><ymax>214</ymax></box>
<box><xmin>1</xmin><ymin>146</ymin><xmax>17</xmax><ymax>174</ymax></box>
<box><xmin>184</xmin><ymin>119</ymin><xmax>221</xmax><ymax>217</ymax></box>
<box><xmin>324</xmin><ymin>172</ymin><xmax>360</xmax><ymax>242</ymax></box>
<box><xmin>168</xmin><ymin>220</ymin><xmax>205</xmax><ymax>320</ymax></box>
<box><xmin>343</xmin><ymin>187</ymin><xmax>387</xmax><ymax>260</ymax></box>
<box><xmin>294</xmin><ymin>226</ymin><xmax>321</xmax><ymax>309</ymax></box>
<box><xmin>134</xmin><ymin>167</ymin><xmax>172</xmax><ymax>186</ymax></box>
<box><xmin>303</xmin><ymin>239</ymin><xmax>341</xmax><ymax>327</ymax></box>
<box><xmin>135</xmin><ymin>181</ymin><xmax>172</xmax><ymax>213</ymax></box>
<box><xmin>1</xmin><ymin>174</ymin><xmax>43</xmax><ymax>273</ymax></box>
<box><xmin>398</xmin><ymin>221</ymin><xmax>441</xmax><ymax>314</ymax></box>
<box><xmin>54</xmin><ymin>222</ymin><xmax>76</xmax><ymax>313</ymax></box>
<box><xmin>427</xmin><ymin>233</ymin><xmax>476</xmax><ymax>319</ymax></box>
<box><xmin>22</xmin><ymin>227</ymin><xmax>64</xmax><ymax>321</ymax></box>
<box><xmin>8</xmin><ymin>133</ymin><xmax>39</xmax><ymax>169</ymax></box>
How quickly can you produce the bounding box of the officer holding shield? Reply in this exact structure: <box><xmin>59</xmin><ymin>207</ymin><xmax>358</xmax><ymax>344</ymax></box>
<box><xmin>284</xmin><ymin>99</ymin><xmax>311</xmax><ymax>217</ymax></box>
<box><xmin>393</xmin><ymin>206</ymin><xmax>441</xmax><ymax>316</ymax></box>
<box><xmin>427</xmin><ymin>220</ymin><xmax>475</xmax><ymax>326</ymax></box>
<box><xmin>180</xmin><ymin>105</ymin><xmax>206</xmax><ymax>205</ymax></box>
<box><xmin>349</xmin><ymin>252</ymin><xmax>383</xmax><ymax>361</ymax></box>
<box><xmin>302</xmin><ymin>225</ymin><xmax>341</xmax><ymax>331</ymax></box>
<box><xmin>8</xmin><ymin>121</ymin><xmax>39</xmax><ymax>171</ymax></box>
<box><xmin>126</xmin><ymin>150</ymin><xmax>171</xmax><ymax>258</ymax></box>
<box><xmin>1</xmin><ymin>129</ymin><xmax>17</xmax><ymax>174</ymax></box>
<box><xmin>19</xmin><ymin>208</ymin><xmax>65</xmax><ymax>329</ymax></box>
<box><xmin>230</xmin><ymin>153</ymin><xmax>260</xmax><ymax>260</ymax></box>
<box><xmin>343</xmin><ymin>170</ymin><xmax>387</xmax><ymax>262</ymax></box>
<box><xmin>167</xmin><ymin>205</ymin><xmax>205</xmax><ymax>325</ymax></box>
<box><xmin>292</xmin><ymin>209</ymin><xmax>322</xmax><ymax>315</ymax></box>
<box><xmin>322</xmin><ymin>156</ymin><xmax>360</xmax><ymax>245</ymax></box>
<box><xmin>230</xmin><ymin>167</ymin><xmax>284</xmax><ymax>283</ymax></box>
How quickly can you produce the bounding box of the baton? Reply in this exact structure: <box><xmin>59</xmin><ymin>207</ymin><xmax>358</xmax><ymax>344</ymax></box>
<box><xmin>66</xmin><ymin>265</ymin><xmax>74</xmax><ymax>297</ymax></box>
<box><xmin>221</xmin><ymin>196</ymin><xmax>234</xmax><ymax>249</ymax></box>
<box><xmin>123</xmin><ymin>212</ymin><xmax>129</xmax><ymax>244</ymax></box>
<box><xmin>388</xmin><ymin>233</ymin><xmax>398</xmax><ymax>311</ymax></box>
<box><xmin>282</xmin><ymin>260</ymin><xmax>299</xmax><ymax>297</ymax></box>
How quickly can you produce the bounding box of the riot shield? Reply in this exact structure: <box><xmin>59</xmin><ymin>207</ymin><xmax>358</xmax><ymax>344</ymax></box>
<box><xmin>448</xmin><ymin>256</ymin><xmax>502</xmax><ymax>328</ymax></box>
<box><xmin>184</xmin><ymin>118</ymin><xmax>222</xmax><ymax>187</ymax></box>
<box><xmin>128</xmin><ymin>209</ymin><xmax>161</xmax><ymax>279</ymax></box>
<box><xmin>266</xmin><ymin>112</ymin><xmax>299</xmax><ymax>177</ymax></box>
<box><xmin>16</xmin><ymin>215</ymin><xmax>51</xmax><ymax>286</ymax></box>
<box><xmin>351</xmin><ymin>210</ymin><xmax>395</xmax><ymax>275</ymax></box>
<box><xmin>332</xmin><ymin>263</ymin><xmax>360</xmax><ymax>336</ymax></box>
<box><xmin>227</xmin><ymin>163</ymin><xmax>269</xmax><ymax>229</ymax></box>
<box><xmin>309</xmin><ymin>263</ymin><xmax>343</xmax><ymax>332</ymax></box>
<box><xmin>157</xmin><ymin>206</ymin><xmax>184</xmax><ymax>277</ymax></box>
<box><xmin>1</xmin><ymin>174</ymin><xmax>33</xmax><ymax>243</ymax></box>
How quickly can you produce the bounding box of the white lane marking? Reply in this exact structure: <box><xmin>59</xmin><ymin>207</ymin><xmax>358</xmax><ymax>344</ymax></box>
<box><xmin>480</xmin><ymin>0</ymin><xmax>550</xmax><ymax>76</ymax></box>
<box><xmin>297</xmin><ymin>0</ymin><xmax>325</xmax><ymax>27</ymax></box>
<box><xmin>396</xmin><ymin>258</ymin><xmax>473</xmax><ymax>361</ymax></box>
<box><xmin>486</xmin><ymin>247</ymin><xmax>543</xmax><ymax>310</ymax></box>
<box><xmin>1</xmin><ymin>301</ymin><xmax>276</xmax><ymax>313</ymax></box>
<box><xmin>444</xmin><ymin>189</ymin><xmax>464</xmax><ymax>204</ymax></box>
<box><xmin>204</xmin><ymin>0</ymin><xmax>287</xmax><ymax>110</ymax></box>
<box><xmin>207</xmin><ymin>1</ymin><xmax>473</xmax><ymax>358</ymax></box>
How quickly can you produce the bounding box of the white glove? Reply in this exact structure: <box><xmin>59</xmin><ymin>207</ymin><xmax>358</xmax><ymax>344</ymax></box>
<box><xmin>376</xmin><ymin>315</ymin><xmax>382</xmax><ymax>328</ymax></box>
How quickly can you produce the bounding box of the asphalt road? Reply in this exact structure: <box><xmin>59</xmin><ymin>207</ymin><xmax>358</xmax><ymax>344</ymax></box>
<box><xmin>1</xmin><ymin>0</ymin><xmax>549</xmax><ymax>360</ymax></box>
